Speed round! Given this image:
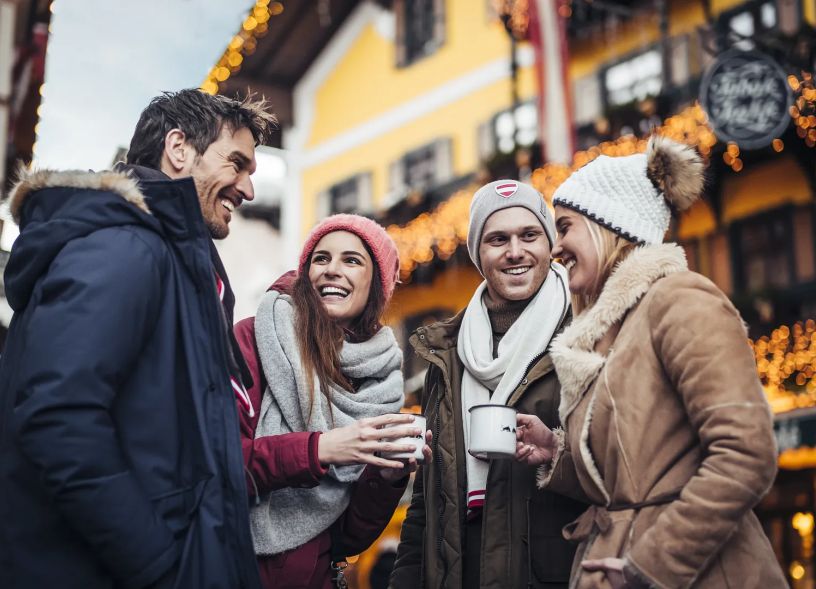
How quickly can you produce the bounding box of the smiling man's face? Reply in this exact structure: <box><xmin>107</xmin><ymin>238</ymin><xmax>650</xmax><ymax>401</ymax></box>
<box><xmin>478</xmin><ymin>207</ymin><xmax>551</xmax><ymax>306</ymax></box>
<box><xmin>190</xmin><ymin>125</ymin><xmax>257</xmax><ymax>239</ymax></box>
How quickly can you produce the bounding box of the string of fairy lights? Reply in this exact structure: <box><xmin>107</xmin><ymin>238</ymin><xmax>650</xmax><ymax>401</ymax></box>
<box><xmin>387</xmin><ymin>100</ymin><xmax>816</xmax><ymax>422</ymax></box>
<box><xmin>789</xmin><ymin>71</ymin><xmax>816</xmax><ymax>148</ymax></box>
<box><xmin>751</xmin><ymin>321</ymin><xmax>816</xmax><ymax>414</ymax></box>
<box><xmin>387</xmin><ymin>103</ymin><xmax>717</xmax><ymax>281</ymax></box>
<box><xmin>388</xmin><ymin>74</ymin><xmax>816</xmax><ymax>279</ymax></box>
<box><xmin>200</xmin><ymin>0</ymin><xmax>284</xmax><ymax>95</ymax></box>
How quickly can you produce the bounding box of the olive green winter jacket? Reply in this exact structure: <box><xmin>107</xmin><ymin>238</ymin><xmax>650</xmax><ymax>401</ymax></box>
<box><xmin>389</xmin><ymin>310</ymin><xmax>586</xmax><ymax>589</ymax></box>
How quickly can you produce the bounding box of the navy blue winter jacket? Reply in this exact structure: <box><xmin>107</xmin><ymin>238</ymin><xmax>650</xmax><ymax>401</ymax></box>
<box><xmin>0</xmin><ymin>167</ymin><xmax>262</xmax><ymax>589</ymax></box>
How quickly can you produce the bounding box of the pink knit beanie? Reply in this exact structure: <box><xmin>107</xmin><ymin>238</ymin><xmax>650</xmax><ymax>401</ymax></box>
<box><xmin>298</xmin><ymin>214</ymin><xmax>401</xmax><ymax>301</ymax></box>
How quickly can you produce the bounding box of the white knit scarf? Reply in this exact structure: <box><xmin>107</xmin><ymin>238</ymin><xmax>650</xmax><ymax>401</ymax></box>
<box><xmin>249</xmin><ymin>290</ymin><xmax>404</xmax><ymax>555</ymax></box>
<box><xmin>457</xmin><ymin>263</ymin><xmax>570</xmax><ymax>512</ymax></box>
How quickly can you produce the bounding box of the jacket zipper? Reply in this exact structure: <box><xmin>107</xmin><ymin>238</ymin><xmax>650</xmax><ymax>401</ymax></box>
<box><xmin>432</xmin><ymin>372</ymin><xmax>445</xmax><ymax>571</ymax></box>
<box><xmin>201</xmin><ymin>262</ymin><xmax>257</xmax><ymax>588</ymax></box>
<box><xmin>510</xmin><ymin>294</ymin><xmax>569</xmax><ymax>396</ymax></box>
<box><xmin>513</xmin><ymin>350</ymin><xmax>547</xmax><ymax>393</ymax></box>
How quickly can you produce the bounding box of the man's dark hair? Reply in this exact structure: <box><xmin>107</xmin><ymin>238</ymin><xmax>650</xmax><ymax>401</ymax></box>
<box><xmin>126</xmin><ymin>89</ymin><xmax>277</xmax><ymax>169</ymax></box>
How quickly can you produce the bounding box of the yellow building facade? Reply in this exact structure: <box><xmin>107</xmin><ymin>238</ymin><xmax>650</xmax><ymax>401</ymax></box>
<box><xmin>218</xmin><ymin>0</ymin><xmax>816</xmax><ymax>585</ymax></box>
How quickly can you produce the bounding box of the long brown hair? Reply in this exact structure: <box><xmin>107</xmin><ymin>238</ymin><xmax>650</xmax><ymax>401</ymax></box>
<box><xmin>292</xmin><ymin>240</ymin><xmax>385</xmax><ymax>420</ymax></box>
<box><xmin>571</xmin><ymin>217</ymin><xmax>637</xmax><ymax>315</ymax></box>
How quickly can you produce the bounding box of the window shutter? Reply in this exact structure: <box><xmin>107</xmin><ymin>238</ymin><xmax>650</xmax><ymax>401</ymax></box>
<box><xmin>670</xmin><ymin>35</ymin><xmax>690</xmax><ymax>88</ymax></box>
<box><xmin>477</xmin><ymin>121</ymin><xmax>495</xmax><ymax>161</ymax></box>
<box><xmin>432</xmin><ymin>0</ymin><xmax>446</xmax><ymax>49</ymax></box>
<box><xmin>387</xmin><ymin>159</ymin><xmax>406</xmax><ymax>207</ymax></box>
<box><xmin>357</xmin><ymin>173</ymin><xmax>373</xmax><ymax>213</ymax></box>
<box><xmin>573</xmin><ymin>74</ymin><xmax>601</xmax><ymax>126</ymax></box>
<box><xmin>316</xmin><ymin>189</ymin><xmax>330</xmax><ymax>220</ymax></box>
<box><xmin>777</xmin><ymin>0</ymin><xmax>801</xmax><ymax>36</ymax></box>
<box><xmin>394</xmin><ymin>0</ymin><xmax>407</xmax><ymax>67</ymax></box>
<box><xmin>434</xmin><ymin>138</ymin><xmax>453</xmax><ymax>184</ymax></box>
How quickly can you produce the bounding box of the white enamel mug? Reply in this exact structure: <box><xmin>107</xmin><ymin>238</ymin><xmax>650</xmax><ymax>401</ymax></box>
<box><xmin>468</xmin><ymin>404</ymin><xmax>518</xmax><ymax>459</ymax></box>
<box><xmin>381</xmin><ymin>414</ymin><xmax>426</xmax><ymax>462</ymax></box>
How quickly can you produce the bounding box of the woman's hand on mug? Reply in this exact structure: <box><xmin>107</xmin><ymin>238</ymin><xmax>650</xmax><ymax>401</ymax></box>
<box><xmin>318</xmin><ymin>413</ymin><xmax>421</xmax><ymax>469</ymax></box>
<box><xmin>379</xmin><ymin>430</ymin><xmax>433</xmax><ymax>482</ymax></box>
<box><xmin>514</xmin><ymin>413</ymin><xmax>558</xmax><ymax>466</ymax></box>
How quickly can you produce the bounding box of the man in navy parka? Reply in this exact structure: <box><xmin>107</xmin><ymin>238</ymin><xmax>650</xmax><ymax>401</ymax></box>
<box><xmin>0</xmin><ymin>89</ymin><xmax>276</xmax><ymax>588</ymax></box>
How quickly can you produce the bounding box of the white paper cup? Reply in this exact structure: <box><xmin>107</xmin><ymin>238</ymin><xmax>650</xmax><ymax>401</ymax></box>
<box><xmin>468</xmin><ymin>404</ymin><xmax>518</xmax><ymax>459</ymax></box>
<box><xmin>381</xmin><ymin>414</ymin><xmax>426</xmax><ymax>462</ymax></box>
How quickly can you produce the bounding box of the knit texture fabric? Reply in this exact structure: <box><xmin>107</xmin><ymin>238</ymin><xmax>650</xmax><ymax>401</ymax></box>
<box><xmin>485</xmin><ymin>296</ymin><xmax>533</xmax><ymax>358</ymax></box>
<box><xmin>467</xmin><ymin>180</ymin><xmax>556</xmax><ymax>274</ymax></box>
<box><xmin>299</xmin><ymin>214</ymin><xmax>400</xmax><ymax>300</ymax></box>
<box><xmin>250</xmin><ymin>290</ymin><xmax>404</xmax><ymax>555</ymax></box>
<box><xmin>552</xmin><ymin>153</ymin><xmax>670</xmax><ymax>245</ymax></box>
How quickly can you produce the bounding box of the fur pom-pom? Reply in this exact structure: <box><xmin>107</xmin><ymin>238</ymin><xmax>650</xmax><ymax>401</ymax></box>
<box><xmin>646</xmin><ymin>135</ymin><xmax>704</xmax><ymax>212</ymax></box>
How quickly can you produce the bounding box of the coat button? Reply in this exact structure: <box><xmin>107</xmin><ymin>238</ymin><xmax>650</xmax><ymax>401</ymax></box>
<box><xmin>429</xmin><ymin>349</ymin><xmax>436</xmax><ymax>354</ymax></box>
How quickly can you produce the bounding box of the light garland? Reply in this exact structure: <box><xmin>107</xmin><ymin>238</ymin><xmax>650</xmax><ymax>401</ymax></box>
<box><xmin>750</xmin><ymin>320</ymin><xmax>816</xmax><ymax>414</ymax></box>
<box><xmin>200</xmin><ymin>0</ymin><xmax>284</xmax><ymax>95</ymax></box>
<box><xmin>387</xmin><ymin>187</ymin><xmax>476</xmax><ymax>280</ymax></box>
<box><xmin>388</xmin><ymin>103</ymin><xmax>716</xmax><ymax>281</ymax></box>
<box><xmin>788</xmin><ymin>72</ymin><xmax>816</xmax><ymax>149</ymax></box>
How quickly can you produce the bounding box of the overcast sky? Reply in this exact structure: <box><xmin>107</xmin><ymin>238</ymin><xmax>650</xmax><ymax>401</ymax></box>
<box><xmin>35</xmin><ymin>0</ymin><xmax>256</xmax><ymax>170</ymax></box>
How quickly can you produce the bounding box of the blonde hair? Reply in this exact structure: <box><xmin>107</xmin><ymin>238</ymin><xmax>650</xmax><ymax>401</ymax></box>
<box><xmin>571</xmin><ymin>217</ymin><xmax>637</xmax><ymax>315</ymax></box>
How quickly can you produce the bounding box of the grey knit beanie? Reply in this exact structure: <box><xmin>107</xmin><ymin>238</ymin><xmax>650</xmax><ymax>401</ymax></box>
<box><xmin>466</xmin><ymin>180</ymin><xmax>556</xmax><ymax>274</ymax></box>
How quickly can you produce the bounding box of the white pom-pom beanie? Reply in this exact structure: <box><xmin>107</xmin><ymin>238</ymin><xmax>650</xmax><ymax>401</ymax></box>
<box><xmin>552</xmin><ymin>135</ymin><xmax>705</xmax><ymax>245</ymax></box>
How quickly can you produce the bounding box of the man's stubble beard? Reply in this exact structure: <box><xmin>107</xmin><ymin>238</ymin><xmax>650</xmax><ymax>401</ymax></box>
<box><xmin>192</xmin><ymin>174</ymin><xmax>229</xmax><ymax>240</ymax></box>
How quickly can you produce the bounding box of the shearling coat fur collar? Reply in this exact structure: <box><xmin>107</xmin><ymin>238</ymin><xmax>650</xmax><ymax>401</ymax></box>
<box><xmin>551</xmin><ymin>243</ymin><xmax>687</xmax><ymax>423</ymax></box>
<box><xmin>8</xmin><ymin>168</ymin><xmax>151</xmax><ymax>224</ymax></box>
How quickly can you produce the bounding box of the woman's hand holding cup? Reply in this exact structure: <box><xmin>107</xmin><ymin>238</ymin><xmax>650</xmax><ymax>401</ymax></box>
<box><xmin>379</xmin><ymin>429</ymin><xmax>433</xmax><ymax>482</ymax></box>
<box><xmin>514</xmin><ymin>413</ymin><xmax>558</xmax><ymax>466</ymax></box>
<box><xmin>318</xmin><ymin>413</ymin><xmax>422</xmax><ymax>470</ymax></box>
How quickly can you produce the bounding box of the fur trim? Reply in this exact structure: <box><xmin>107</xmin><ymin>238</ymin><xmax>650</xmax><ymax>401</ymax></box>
<box><xmin>646</xmin><ymin>135</ymin><xmax>704</xmax><ymax>212</ymax></box>
<box><xmin>552</xmin><ymin>243</ymin><xmax>688</xmax><ymax>424</ymax></box>
<box><xmin>579</xmin><ymin>386</ymin><xmax>611</xmax><ymax>505</ymax></box>
<box><xmin>8</xmin><ymin>167</ymin><xmax>150</xmax><ymax>224</ymax></box>
<box><xmin>550</xmin><ymin>243</ymin><xmax>687</xmax><ymax>506</ymax></box>
<box><xmin>536</xmin><ymin>427</ymin><xmax>567</xmax><ymax>489</ymax></box>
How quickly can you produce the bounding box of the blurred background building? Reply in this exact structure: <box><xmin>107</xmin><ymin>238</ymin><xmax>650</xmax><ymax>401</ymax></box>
<box><xmin>0</xmin><ymin>0</ymin><xmax>50</xmax><ymax>340</ymax></box>
<box><xmin>207</xmin><ymin>1</ymin><xmax>816</xmax><ymax>585</ymax></box>
<box><xmin>0</xmin><ymin>0</ymin><xmax>813</xmax><ymax>586</ymax></box>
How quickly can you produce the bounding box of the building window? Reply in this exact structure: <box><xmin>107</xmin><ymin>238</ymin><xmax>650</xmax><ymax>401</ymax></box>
<box><xmin>395</xmin><ymin>0</ymin><xmax>445</xmax><ymax>66</ymax></box>
<box><xmin>721</xmin><ymin>1</ymin><xmax>777</xmax><ymax>50</ymax></box>
<box><xmin>317</xmin><ymin>173</ymin><xmax>373</xmax><ymax>219</ymax></box>
<box><xmin>573</xmin><ymin>74</ymin><xmax>602</xmax><ymax>128</ymax></box>
<box><xmin>479</xmin><ymin>102</ymin><xmax>539</xmax><ymax>159</ymax></box>
<box><xmin>388</xmin><ymin>138</ymin><xmax>453</xmax><ymax>205</ymax></box>
<box><xmin>731</xmin><ymin>209</ymin><xmax>794</xmax><ymax>293</ymax></box>
<box><xmin>603</xmin><ymin>48</ymin><xmax>662</xmax><ymax>107</ymax></box>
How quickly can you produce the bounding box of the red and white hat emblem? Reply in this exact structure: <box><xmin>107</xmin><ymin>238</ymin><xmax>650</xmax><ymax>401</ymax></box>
<box><xmin>495</xmin><ymin>182</ymin><xmax>518</xmax><ymax>198</ymax></box>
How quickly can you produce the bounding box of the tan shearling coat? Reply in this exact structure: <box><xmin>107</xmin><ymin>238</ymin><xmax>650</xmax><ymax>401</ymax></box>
<box><xmin>539</xmin><ymin>243</ymin><xmax>786</xmax><ymax>589</ymax></box>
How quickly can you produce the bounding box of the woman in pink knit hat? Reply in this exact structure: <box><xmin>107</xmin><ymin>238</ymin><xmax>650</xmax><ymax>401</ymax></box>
<box><xmin>234</xmin><ymin>213</ymin><xmax>430</xmax><ymax>589</ymax></box>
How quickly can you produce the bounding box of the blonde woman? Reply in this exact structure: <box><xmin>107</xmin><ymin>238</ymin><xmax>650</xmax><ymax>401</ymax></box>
<box><xmin>515</xmin><ymin>136</ymin><xmax>786</xmax><ymax>588</ymax></box>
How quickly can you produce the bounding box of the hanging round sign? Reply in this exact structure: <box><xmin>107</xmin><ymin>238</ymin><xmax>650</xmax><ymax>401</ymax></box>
<box><xmin>700</xmin><ymin>49</ymin><xmax>793</xmax><ymax>150</ymax></box>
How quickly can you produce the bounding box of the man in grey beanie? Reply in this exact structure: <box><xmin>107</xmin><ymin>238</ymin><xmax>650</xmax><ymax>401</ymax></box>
<box><xmin>390</xmin><ymin>180</ymin><xmax>585</xmax><ymax>589</ymax></box>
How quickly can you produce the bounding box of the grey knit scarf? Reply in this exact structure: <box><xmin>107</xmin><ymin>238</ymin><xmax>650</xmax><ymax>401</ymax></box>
<box><xmin>250</xmin><ymin>290</ymin><xmax>404</xmax><ymax>555</ymax></box>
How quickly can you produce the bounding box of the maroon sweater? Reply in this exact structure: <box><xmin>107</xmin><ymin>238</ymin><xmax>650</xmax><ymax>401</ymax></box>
<box><xmin>234</xmin><ymin>275</ymin><xmax>406</xmax><ymax>589</ymax></box>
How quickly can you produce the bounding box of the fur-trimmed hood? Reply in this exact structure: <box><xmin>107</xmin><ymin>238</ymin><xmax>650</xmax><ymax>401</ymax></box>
<box><xmin>9</xmin><ymin>167</ymin><xmax>150</xmax><ymax>224</ymax></box>
<box><xmin>4</xmin><ymin>168</ymin><xmax>159</xmax><ymax>311</ymax></box>
<box><xmin>551</xmin><ymin>243</ymin><xmax>688</xmax><ymax>423</ymax></box>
